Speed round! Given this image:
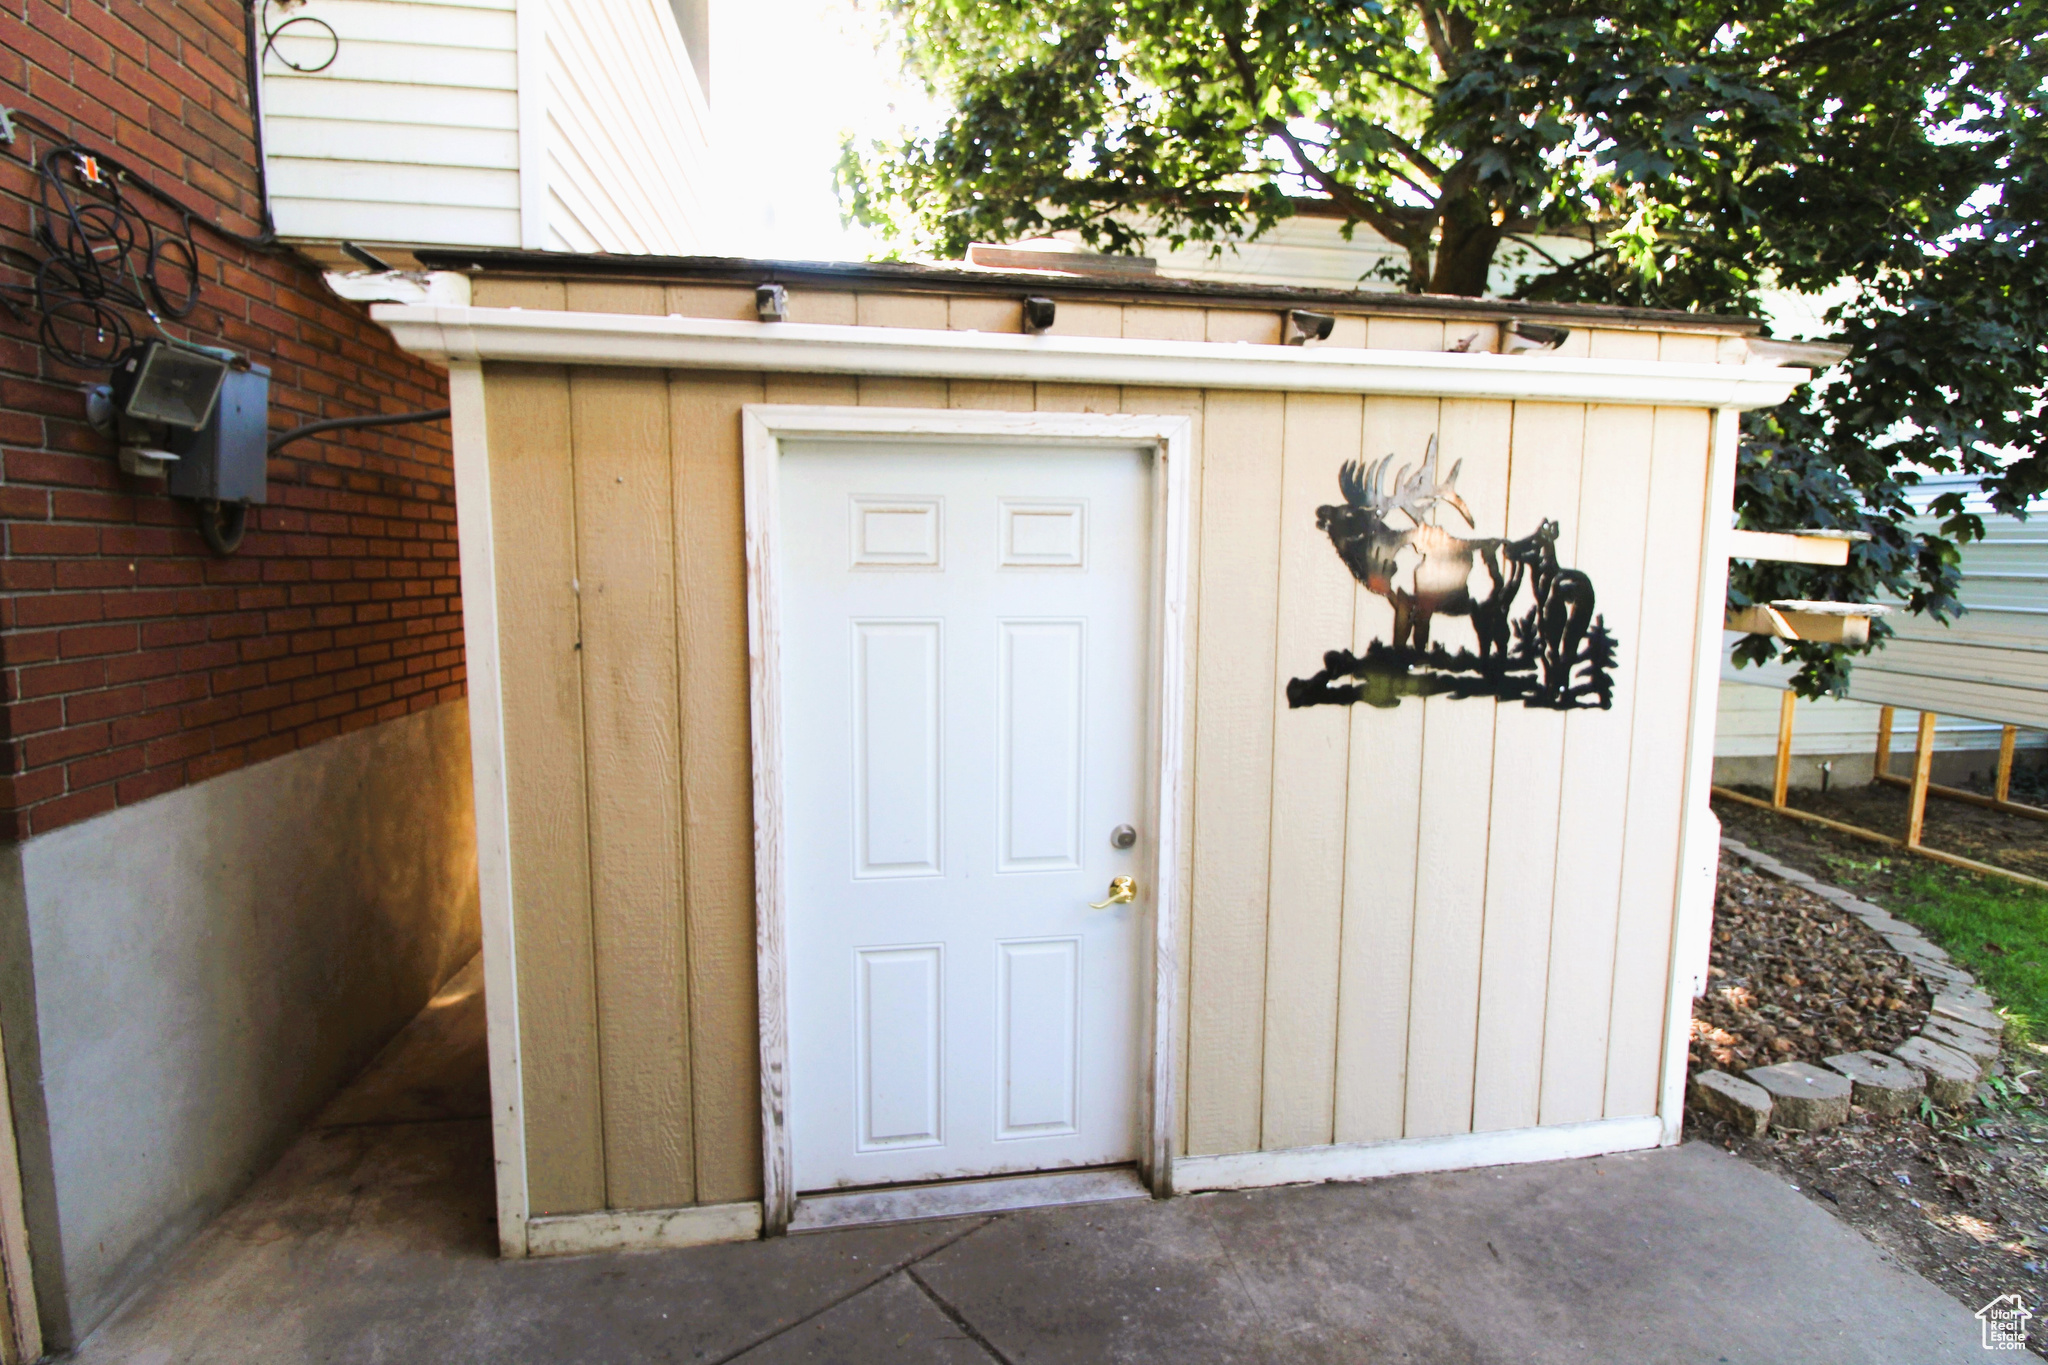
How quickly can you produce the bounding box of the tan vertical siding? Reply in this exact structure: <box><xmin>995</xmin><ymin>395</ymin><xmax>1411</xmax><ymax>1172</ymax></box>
<box><xmin>1046</xmin><ymin>300</ymin><xmax>1125</xmax><ymax>338</ymax></box>
<box><xmin>786</xmin><ymin>291</ymin><xmax>858</xmax><ymax>325</ymax></box>
<box><xmin>673</xmin><ymin>372</ymin><xmax>769</xmax><ymax>1203</ymax></box>
<box><xmin>1258</xmin><ymin>391</ymin><xmax>1362</xmax><ymax>1150</ymax></box>
<box><xmin>764</xmin><ymin>374</ymin><xmax>858</xmax><ymax>406</ymax></box>
<box><xmin>1330</xmin><ymin>391</ymin><xmax>1438</xmax><ymax>1144</ymax></box>
<box><xmin>1538</xmin><ymin>330</ymin><xmax>1661</xmax><ymax>1124</ymax></box>
<box><xmin>664</xmin><ymin>285</ymin><xmax>756</xmax><ymax>320</ymax></box>
<box><xmin>486</xmin><ymin>364</ymin><xmax>605</xmax><ymax>1212</ymax></box>
<box><xmin>855</xmin><ymin>294</ymin><xmax>950</xmax><ymax>407</ymax></box>
<box><xmin>1402</xmin><ymin>398</ymin><xmax>1513</xmax><ymax>1139</ymax></box>
<box><xmin>566</xmin><ymin>280</ymin><xmax>666</xmax><ymax>315</ymax></box>
<box><xmin>946</xmin><ymin>295</ymin><xmax>1035</xmax><ymax>410</ymax></box>
<box><xmin>1604</xmin><ymin>397</ymin><xmax>1713</xmax><ymax>1116</ymax></box>
<box><xmin>1471</xmin><ymin>400</ymin><xmax>1585</xmax><ymax>1133</ymax></box>
<box><xmin>1182</xmin><ymin>390</ymin><xmax>1286</xmax><ymax>1156</ymax></box>
<box><xmin>570</xmin><ymin>366</ymin><xmax>694</xmax><ymax>1207</ymax></box>
<box><xmin>1208</xmin><ymin>309</ymin><xmax>1283</xmax><ymax>345</ymax></box>
<box><xmin>472</xmin><ymin>278</ymin><xmax>567</xmax><ymax>309</ymax></box>
<box><xmin>1327</xmin><ymin>320</ymin><xmax>1446</xmax><ymax>1143</ymax></box>
<box><xmin>1117</xmin><ymin>302</ymin><xmax>1211</xmax><ymax>1157</ymax></box>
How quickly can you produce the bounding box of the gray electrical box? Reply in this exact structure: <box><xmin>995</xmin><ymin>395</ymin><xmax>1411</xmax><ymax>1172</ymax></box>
<box><xmin>169</xmin><ymin>363</ymin><xmax>269</xmax><ymax>504</ymax></box>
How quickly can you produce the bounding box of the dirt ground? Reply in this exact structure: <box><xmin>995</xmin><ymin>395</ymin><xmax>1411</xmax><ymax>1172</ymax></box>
<box><xmin>1702</xmin><ymin>791</ymin><xmax>2048</xmax><ymax>1356</ymax></box>
<box><xmin>1721</xmin><ymin>772</ymin><xmax>2048</xmax><ymax>883</ymax></box>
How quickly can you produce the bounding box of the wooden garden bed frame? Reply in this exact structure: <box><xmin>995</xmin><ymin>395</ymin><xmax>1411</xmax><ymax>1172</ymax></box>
<box><xmin>1712</xmin><ymin>693</ymin><xmax>2048</xmax><ymax>893</ymax></box>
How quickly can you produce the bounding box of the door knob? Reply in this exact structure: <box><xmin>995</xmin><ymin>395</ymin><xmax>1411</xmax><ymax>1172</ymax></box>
<box><xmin>1089</xmin><ymin>876</ymin><xmax>1136</xmax><ymax>909</ymax></box>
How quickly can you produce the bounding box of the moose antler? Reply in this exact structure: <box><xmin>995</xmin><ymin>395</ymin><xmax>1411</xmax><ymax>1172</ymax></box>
<box><xmin>1339</xmin><ymin>436</ymin><xmax>1473</xmax><ymax>526</ymax></box>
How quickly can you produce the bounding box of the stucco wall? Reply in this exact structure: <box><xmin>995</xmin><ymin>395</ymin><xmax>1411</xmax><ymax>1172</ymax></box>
<box><xmin>0</xmin><ymin>701</ymin><xmax>480</xmax><ymax>1347</ymax></box>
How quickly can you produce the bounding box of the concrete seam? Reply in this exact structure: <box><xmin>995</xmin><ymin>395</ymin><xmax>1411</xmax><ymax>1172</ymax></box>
<box><xmin>903</xmin><ymin>1263</ymin><xmax>1016</xmax><ymax>1365</ymax></box>
<box><xmin>1193</xmin><ymin>1197</ymin><xmax>1285</xmax><ymax>1365</ymax></box>
<box><xmin>700</xmin><ymin>1215</ymin><xmax>998</xmax><ymax>1365</ymax></box>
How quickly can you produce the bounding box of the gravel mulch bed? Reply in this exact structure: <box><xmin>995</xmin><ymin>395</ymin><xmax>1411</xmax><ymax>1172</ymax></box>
<box><xmin>1689</xmin><ymin>853</ymin><xmax>1931</xmax><ymax>1074</ymax></box>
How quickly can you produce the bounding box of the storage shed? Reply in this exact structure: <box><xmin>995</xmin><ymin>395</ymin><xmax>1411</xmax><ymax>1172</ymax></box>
<box><xmin>372</xmin><ymin>258</ymin><xmax>1806</xmax><ymax>1256</ymax></box>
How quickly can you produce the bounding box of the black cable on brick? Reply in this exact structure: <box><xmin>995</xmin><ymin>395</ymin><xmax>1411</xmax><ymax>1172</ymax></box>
<box><xmin>0</xmin><ymin>108</ymin><xmax>278</xmax><ymax>370</ymax></box>
<box><xmin>1</xmin><ymin>105</ymin><xmax>454</xmax><ymax>558</ymax></box>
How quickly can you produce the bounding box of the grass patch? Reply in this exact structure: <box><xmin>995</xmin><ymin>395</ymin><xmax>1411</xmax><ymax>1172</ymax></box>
<box><xmin>1817</xmin><ymin>850</ymin><xmax>2048</xmax><ymax>1044</ymax></box>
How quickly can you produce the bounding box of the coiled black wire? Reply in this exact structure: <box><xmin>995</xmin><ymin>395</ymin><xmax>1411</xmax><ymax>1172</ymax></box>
<box><xmin>260</xmin><ymin>0</ymin><xmax>338</xmax><ymax>74</ymax></box>
<box><xmin>0</xmin><ymin>109</ymin><xmax>275</xmax><ymax>370</ymax></box>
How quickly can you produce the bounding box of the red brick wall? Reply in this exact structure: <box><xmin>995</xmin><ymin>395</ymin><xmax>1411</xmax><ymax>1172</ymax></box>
<box><xmin>0</xmin><ymin>0</ymin><xmax>464</xmax><ymax>839</ymax></box>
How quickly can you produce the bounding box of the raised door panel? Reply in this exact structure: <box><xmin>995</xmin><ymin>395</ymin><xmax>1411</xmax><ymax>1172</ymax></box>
<box><xmin>852</xmin><ymin>621</ymin><xmax>944</xmax><ymax>879</ymax></box>
<box><xmin>998</xmin><ymin>621</ymin><xmax>1087</xmax><ymax>872</ymax></box>
<box><xmin>857</xmin><ymin>947</ymin><xmax>944</xmax><ymax>1149</ymax></box>
<box><xmin>997</xmin><ymin>938</ymin><xmax>1082</xmax><ymax>1139</ymax></box>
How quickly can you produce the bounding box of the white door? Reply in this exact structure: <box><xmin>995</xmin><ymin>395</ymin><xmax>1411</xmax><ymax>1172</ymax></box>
<box><xmin>782</xmin><ymin>438</ymin><xmax>1151</xmax><ymax>1192</ymax></box>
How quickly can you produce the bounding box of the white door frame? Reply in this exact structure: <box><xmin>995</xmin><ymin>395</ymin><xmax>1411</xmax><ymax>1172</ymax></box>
<box><xmin>743</xmin><ymin>405</ymin><xmax>1194</xmax><ymax>1234</ymax></box>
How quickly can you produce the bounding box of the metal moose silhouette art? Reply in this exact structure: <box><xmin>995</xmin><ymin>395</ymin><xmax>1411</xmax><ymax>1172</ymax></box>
<box><xmin>1287</xmin><ymin>436</ymin><xmax>1617</xmax><ymax>711</ymax></box>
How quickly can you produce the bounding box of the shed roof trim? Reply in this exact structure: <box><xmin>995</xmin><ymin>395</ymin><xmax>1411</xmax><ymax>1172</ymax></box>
<box><xmin>373</xmin><ymin>303</ymin><xmax>1808</xmax><ymax>410</ymax></box>
<box><xmin>411</xmin><ymin>247</ymin><xmax>1762</xmax><ymax>333</ymax></box>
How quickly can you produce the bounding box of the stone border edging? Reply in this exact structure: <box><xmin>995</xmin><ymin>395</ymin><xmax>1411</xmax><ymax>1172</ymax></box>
<box><xmin>1688</xmin><ymin>837</ymin><xmax>2005</xmax><ymax>1135</ymax></box>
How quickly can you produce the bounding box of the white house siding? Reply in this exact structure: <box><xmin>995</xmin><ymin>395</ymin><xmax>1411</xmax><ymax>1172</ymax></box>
<box><xmin>262</xmin><ymin>0</ymin><xmax>524</xmax><ymax>249</ymax></box>
<box><xmin>540</xmin><ymin>0</ymin><xmax>716</xmax><ymax>254</ymax></box>
<box><xmin>1103</xmin><ymin>215</ymin><xmax>1594</xmax><ymax>298</ymax></box>
<box><xmin>260</xmin><ymin>0</ymin><xmax>714</xmax><ymax>256</ymax></box>
<box><xmin>1853</xmin><ymin>478</ymin><xmax>2048</xmax><ymax>730</ymax></box>
<box><xmin>1715</xmin><ymin>473</ymin><xmax>2048</xmax><ymax>768</ymax></box>
<box><xmin>1715</xmin><ymin>672</ymin><xmax>2012</xmax><ymax>757</ymax></box>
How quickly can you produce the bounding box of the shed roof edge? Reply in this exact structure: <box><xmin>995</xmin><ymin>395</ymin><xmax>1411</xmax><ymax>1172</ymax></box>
<box><xmin>409</xmin><ymin>248</ymin><xmax>1764</xmax><ymax>334</ymax></box>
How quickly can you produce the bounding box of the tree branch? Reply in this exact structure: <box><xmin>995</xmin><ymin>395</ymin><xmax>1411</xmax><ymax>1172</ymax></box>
<box><xmin>1217</xmin><ymin>26</ymin><xmax>1426</xmax><ymax>248</ymax></box>
<box><xmin>1517</xmin><ymin>243</ymin><xmax>1620</xmax><ymax>289</ymax></box>
<box><xmin>1418</xmin><ymin>6</ymin><xmax>1457</xmax><ymax>73</ymax></box>
<box><xmin>1379</xmin><ymin>128</ymin><xmax>1447</xmax><ymax>182</ymax></box>
<box><xmin>1501</xmin><ymin>232</ymin><xmax>1571</xmax><ymax>269</ymax></box>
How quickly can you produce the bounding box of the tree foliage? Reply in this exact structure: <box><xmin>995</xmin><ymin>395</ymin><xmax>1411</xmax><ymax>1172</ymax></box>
<box><xmin>844</xmin><ymin>0</ymin><xmax>2047</xmax><ymax>695</ymax></box>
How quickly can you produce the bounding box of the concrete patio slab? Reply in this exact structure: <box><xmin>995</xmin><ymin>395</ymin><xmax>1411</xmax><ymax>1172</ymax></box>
<box><xmin>908</xmin><ymin>1143</ymin><xmax>1983</xmax><ymax>1365</ymax></box>
<box><xmin>732</xmin><ymin>1272</ymin><xmax>990</xmax><ymax>1365</ymax></box>
<box><xmin>67</xmin><ymin>963</ymin><xmax>1995</xmax><ymax>1364</ymax></box>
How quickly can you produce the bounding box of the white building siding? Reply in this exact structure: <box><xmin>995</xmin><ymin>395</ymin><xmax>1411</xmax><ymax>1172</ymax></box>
<box><xmin>1717</xmin><ymin>473</ymin><xmax>2048</xmax><ymax>754</ymax></box>
<box><xmin>263</xmin><ymin>0</ymin><xmax>523</xmax><ymax>249</ymax></box>
<box><xmin>260</xmin><ymin>0</ymin><xmax>713</xmax><ymax>256</ymax></box>
<box><xmin>1853</xmin><ymin>488</ymin><xmax>2048</xmax><ymax>728</ymax></box>
<box><xmin>1051</xmin><ymin>215</ymin><xmax>1593</xmax><ymax>298</ymax></box>
<box><xmin>541</xmin><ymin>0</ymin><xmax>714</xmax><ymax>253</ymax></box>
<box><xmin>1715</xmin><ymin>673</ymin><xmax>2015</xmax><ymax>760</ymax></box>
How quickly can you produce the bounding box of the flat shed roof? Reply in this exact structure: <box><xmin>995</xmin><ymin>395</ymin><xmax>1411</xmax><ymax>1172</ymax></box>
<box><xmin>411</xmin><ymin>248</ymin><xmax>1764</xmax><ymax>336</ymax></box>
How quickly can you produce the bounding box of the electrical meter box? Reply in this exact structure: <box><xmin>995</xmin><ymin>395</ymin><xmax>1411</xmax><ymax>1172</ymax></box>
<box><xmin>168</xmin><ymin>363</ymin><xmax>270</xmax><ymax>504</ymax></box>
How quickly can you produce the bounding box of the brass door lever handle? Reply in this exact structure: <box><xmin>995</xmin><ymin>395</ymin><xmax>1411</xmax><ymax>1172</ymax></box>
<box><xmin>1089</xmin><ymin>876</ymin><xmax>1136</xmax><ymax>909</ymax></box>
